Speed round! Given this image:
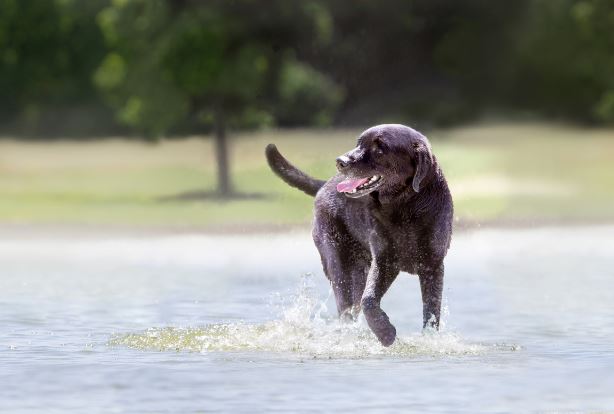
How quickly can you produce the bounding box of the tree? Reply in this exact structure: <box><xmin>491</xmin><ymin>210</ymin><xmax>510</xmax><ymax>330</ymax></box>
<box><xmin>0</xmin><ymin>0</ymin><xmax>108</xmax><ymax>135</ymax></box>
<box><xmin>94</xmin><ymin>0</ymin><xmax>342</xmax><ymax>197</ymax></box>
<box><xmin>510</xmin><ymin>0</ymin><xmax>614</xmax><ymax>123</ymax></box>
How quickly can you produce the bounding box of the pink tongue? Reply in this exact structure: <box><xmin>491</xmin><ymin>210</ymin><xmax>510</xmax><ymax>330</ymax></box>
<box><xmin>336</xmin><ymin>177</ymin><xmax>369</xmax><ymax>193</ymax></box>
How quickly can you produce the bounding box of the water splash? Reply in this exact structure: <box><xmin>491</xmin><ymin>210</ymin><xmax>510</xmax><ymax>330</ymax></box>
<box><xmin>110</xmin><ymin>274</ymin><xmax>518</xmax><ymax>358</ymax></box>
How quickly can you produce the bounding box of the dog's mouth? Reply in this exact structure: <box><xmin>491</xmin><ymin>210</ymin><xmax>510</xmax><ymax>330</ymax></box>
<box><xmin>336</xmin><ymin>175</ymin><xmax>383</xmax><ymax>198</ymax></box>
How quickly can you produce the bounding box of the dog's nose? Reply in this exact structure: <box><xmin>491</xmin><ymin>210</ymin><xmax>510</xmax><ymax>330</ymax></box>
<box><xmin>336</xmin><ymin>156</ymin><xmax>349</xmax><ymax>170</ymax></box>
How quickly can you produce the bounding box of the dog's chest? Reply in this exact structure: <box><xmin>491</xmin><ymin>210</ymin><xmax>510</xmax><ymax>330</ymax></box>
<box><xmin>391</xmin><ymin>225</ymin><xmax>422</xmax><ymax>269</ymax></box>
<box><xmin>372</xmin><ymin>210</ymin><xmax>423</xmax><ymax>271</ymax></box>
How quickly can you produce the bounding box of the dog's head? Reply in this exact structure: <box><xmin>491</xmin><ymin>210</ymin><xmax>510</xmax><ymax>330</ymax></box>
<box><xmin>335</xmin><ymin>124</ymin><xmax>434</xmax><ymax>199</ymax></box>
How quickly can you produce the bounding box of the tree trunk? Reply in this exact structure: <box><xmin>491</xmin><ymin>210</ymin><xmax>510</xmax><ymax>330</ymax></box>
<box><xmin>213</xmin><ymin>110</ymin><xmax>232</xmax><ymax>197</ymax></box>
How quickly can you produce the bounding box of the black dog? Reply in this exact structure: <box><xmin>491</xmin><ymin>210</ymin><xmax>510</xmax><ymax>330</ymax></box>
<box><xmin>266</xmin><ymin>124</ymin><xmax>453</xmax><ymax>346</ymax></box>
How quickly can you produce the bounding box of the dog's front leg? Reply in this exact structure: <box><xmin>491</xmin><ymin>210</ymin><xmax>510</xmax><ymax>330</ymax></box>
<box><xmin>418</xmin><ymin>262</ymin><xmax>444</xmax><ymax>330</ymax></box>
<box><xmin>361</xmin><ymin>231</ymin><xmax>399</xmax><ymax>346</ymax></box>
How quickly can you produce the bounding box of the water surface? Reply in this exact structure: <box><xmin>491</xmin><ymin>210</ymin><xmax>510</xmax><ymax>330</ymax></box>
<box><xmin>1</xmin><ymin>226</ymin><xmax>613</xmax><ymax>413</ymax></box>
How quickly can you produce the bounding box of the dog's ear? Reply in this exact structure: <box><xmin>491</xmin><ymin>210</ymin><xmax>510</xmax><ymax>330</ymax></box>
<box><xmin>412</xmin><ymin>141</ymin><xmax>434</xmax><ymax>193</ymax></box>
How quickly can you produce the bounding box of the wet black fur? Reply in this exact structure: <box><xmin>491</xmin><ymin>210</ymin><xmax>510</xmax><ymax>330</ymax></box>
<box><xmin>266</xmin><ymin>124</ymin><xmax>453</xmax><ymax>346</ymax></box>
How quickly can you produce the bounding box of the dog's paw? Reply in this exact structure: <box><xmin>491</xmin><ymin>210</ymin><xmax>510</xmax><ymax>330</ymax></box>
<box><xmin>364</xmin><ymin>308</ymin><xmax>397</xmax><ymax>347</ymax></box>
<box><xmin>376</xmin><ymin>324</ymin><xmax>397</xmax><ymax>347</ymax></box>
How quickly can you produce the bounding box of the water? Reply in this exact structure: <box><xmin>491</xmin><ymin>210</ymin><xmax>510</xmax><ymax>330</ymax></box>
<box><xmin>1</xmin><ymin>226</ymin><xmax>614</xmax><ymax>413</ymax></box>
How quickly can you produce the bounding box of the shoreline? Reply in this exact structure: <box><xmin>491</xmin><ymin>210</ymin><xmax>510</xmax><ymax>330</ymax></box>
<box><xmin>0</xmin><ymin>217</ymin><xmax>612</xmax><ymax>239</ymax></box>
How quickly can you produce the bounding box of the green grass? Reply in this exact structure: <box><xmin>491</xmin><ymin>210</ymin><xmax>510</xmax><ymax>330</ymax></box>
<box><xmin>1</xmin><ymin>122</ymin><xmax>613</xmax><ymax>230</ymax></box>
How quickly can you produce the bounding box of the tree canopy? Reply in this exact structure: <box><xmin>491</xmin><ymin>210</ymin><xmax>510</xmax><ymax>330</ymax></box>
<box><xmin>93</xmin><ymin>0</ymin><xmax>342</xmax><ymax>137</ymax></box>
<box><xmin>1</xmin><ymin>0</ymin><xmax>614</xmax><ymax>137</ymax></box>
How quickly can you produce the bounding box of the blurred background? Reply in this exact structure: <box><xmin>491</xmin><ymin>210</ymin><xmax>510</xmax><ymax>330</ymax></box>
<box><xmin>4</xmin><ymin>3</ymin><xmax>614</xmax><ymax>411</ymax></box>
<box><xmin>1</xmin><ymin>0</ymin><xmax>614</xmax><ymax>231</ymax></box>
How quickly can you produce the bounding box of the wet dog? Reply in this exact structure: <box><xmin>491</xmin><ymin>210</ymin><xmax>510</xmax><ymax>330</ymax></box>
<box><xmin>265</xmin><ymin>124</ymin><xmax>453</xmax><ymax>346</ymax></box>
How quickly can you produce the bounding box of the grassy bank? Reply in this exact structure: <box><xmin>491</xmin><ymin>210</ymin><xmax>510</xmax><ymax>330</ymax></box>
<box><xmin>1</xmin><ymin>123</ymin><xmax>613</xmax><ymax>231</ymax></box>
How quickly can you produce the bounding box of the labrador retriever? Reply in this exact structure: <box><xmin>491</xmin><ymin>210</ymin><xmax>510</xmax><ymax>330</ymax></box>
<box><xmin>265</xmin><ymin>124</ymin><xmax>453</xmax><ymax>346</ymax></box>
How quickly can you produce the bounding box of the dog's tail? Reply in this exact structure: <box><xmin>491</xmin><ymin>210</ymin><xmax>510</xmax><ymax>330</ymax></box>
<box><xmin>265</xmin><ymin>144</ymin><xmax>326</xmax><ymax>197</ymax></box>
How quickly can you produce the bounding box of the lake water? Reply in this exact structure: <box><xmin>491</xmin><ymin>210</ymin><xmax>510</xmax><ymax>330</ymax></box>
<box><xmin>1</xmin><ymin>226</ymin><xmax>613</xmax><ymax>413</ymax></box>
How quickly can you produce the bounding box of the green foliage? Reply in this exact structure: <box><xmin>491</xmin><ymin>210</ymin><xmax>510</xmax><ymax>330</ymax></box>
<box><xmin>0</xmin><ymin>0</ymin><xmax>107</xmax><ymax>131</ymax></box>
<box><xmin>595</xmin><ymin>91</ymin><xmax>614</xmax><ymax>123</ymax></box>
<box><xmin>93</xmin><ymin>0</ymin><xmax>342</xmax><ymax>136</ymax></box>
<box><xmin>3</xmin><ymin>0</ymin><xmax>614</xmax><ymax>134</ymax></box>
<box><xmin>276</xmin><ymin>58</ymin><xmax>344</xmax><ymax>126</ymax></box>
<box><xmin>511</xmin><ymin>0</ymin><xmax>614</xmax><ymax>123</ymax></box>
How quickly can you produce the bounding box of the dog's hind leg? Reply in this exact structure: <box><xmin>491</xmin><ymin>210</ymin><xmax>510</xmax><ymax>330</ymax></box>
<box><xmin>313</xmin><ymin>222</ymin><xmax>354</xmax><ymax>320</ymax></box>
<box><xmin>349</xmin><ymin>255</ymin><xmax>369</xmax><ymax>319</ymax></box>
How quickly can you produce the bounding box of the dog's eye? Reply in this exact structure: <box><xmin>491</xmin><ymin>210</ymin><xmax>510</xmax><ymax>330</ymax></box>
<box><xmin>371</xmin><ymin>141</ymin><xmax>384</xmax><ymax>155</ymax></box>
